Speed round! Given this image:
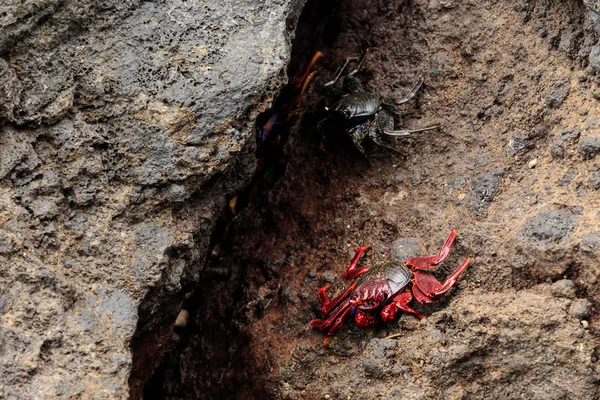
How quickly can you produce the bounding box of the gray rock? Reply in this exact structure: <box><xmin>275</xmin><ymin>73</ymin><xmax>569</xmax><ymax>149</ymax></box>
<box><xmin>580</xmin><ymin>233</ymin><xmax>600</xmax><ymax>253</ymax></box>
<box><xmin>0</xmin><ymin>129</ymin><xmax>37</xmax><ymax>180</ymax></box>
<box><xmin>514</xmin><ymin>209</ymin><xmax>579</xmax><ymax>279</ymax></box>
<box><xmin>0</xmin><ymin>0</ymin><xmax>304</xmax><ymax>398</ymax></box>
<box><xmin>520</xmin><ymin>210</ymin><xmax>578</xmax><ymax>248</ymax></box>
<box><xmin>551</xmin><ymin>279</ymin><xmax>577</xmax><ymax>299</ymax></box>
<box><xmin>590</xmin><ymin>170</ymin><xmax>600</xmax><ymax>190</ymax></box>
<box><xmin>569</xmin><ymin>299</ymin><xmax>592</xmax><ymax>319</ymax></box>
<box><xmin>506</xmin><ymin>134</ymin><xmax>530</xmax><ymax>156</ymax></box>
<box><xmin>584</xmin><ymin>1</ymin><xmax>600</xmax><ymax>34</ymax></box>
<box><xmin>578</xmin><ymin>136</ymin><xmax>600</xmax><ymax>159</ymax></box>
<box><xmin>558</xmin><ymin>28</ymin><xmax>574</xmax><ymax>55</ymax></box>
<box><xmin>0</xmin><ymin>230</ymin><xmax>18</xmax><ymax>254</ymax></box>
<box><xmin>469</xmin><ymin>172</ymin><xmax>500</xmax><ymax>210</ymax></box>
<box><xmin>590</xmin><ymin>44</ymin><xmax>600</xmax><ymax>72</ymax></box>
<box><xmin>551</xmin><ymin>126</ymin><xmax>580</xmax><ymax>159</ymax></box>
<box><xmin>283</xmin><ymin>289</ymin><xmax>599</xmax><ymax>399</ymax></box>
<box><xmin>389</xmin><ymin>237</ymin><xmax>424</xmax><ymax>262</ymax></box>
<box><xmin>30</xmin><ymin>197</ymin><xmax>60</xmax><ymax>220</ymax></box>
<box><xmin>558</xmin><ymin>168</ymin><xmax>578</xmax><ymax>186</ymax></box>
<box><xmin>362</xmin><ymin>339</ymin><xmax>398</xmax><ymax>378</ymax></box>
<box><xmin>545</xmin><ymin>80</ymin><xmax>570</xmax><ymax>108</ymax></box>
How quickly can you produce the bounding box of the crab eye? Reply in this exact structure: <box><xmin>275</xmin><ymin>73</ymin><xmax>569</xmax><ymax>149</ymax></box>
<box><xmin>378</xmin><ymin>293</ymin><xmax>388</xmax><ymax>301</ymax></box>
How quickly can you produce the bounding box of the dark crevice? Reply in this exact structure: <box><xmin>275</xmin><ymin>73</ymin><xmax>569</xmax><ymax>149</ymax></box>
<box><xmin>142</xmin><ymin>0</ymin><xmax>341</xmax><ymax>398</ymax></box>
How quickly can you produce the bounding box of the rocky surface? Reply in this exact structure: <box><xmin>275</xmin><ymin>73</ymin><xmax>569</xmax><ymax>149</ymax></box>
<box><xmin>0</xmin><ymin>0</ymin><xmax>304</xmax><ymax>398</ymax></box>
<box><xmin>151</xmin><ymin>0</ymin><xmax>600</xmax><ymax>398</ymax></box>
<box><xmin>5</xmin><ymin>0</ymin><xmax>600</xmax><ymax>398</ymax></box>
<box><xmin>282</xmin><ymin>285</ymin><xmax>598</xmax><ymax>399</ymax></box>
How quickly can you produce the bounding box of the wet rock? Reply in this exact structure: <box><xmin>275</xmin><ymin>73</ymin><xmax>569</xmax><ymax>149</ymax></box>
<box><xmin>551</xmin><ymin>279</ymin><xmax>577</xmax><ymax>299</ymax></box>
<box><xmin>390</xmin><ymin>238</ymin><xmax>424</xmax><ymax>262</ymax></box>
<box><xmin>569</xmin><ymin>299</ymin><xmax>592</xmax><ymax>319</ymax></box>
<box><xmin>578</xmin><ymin>136</ymin><xmax>600</xmax><ymax>159</ymax></box>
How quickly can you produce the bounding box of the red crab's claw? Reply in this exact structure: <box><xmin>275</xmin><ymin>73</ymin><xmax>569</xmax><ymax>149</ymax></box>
<box><xmin>406</xmin><ymin>229</ymin><xmax>457</xmax><ymax>270</ymax></box>
<box><xmin>380</xmin><ymin>303</ymin><xmax>397</xmax><ymax>323</ymax></box>
<box><xmin>381</xmin><ymin>291</ymin><xmax>424</xmax><ymax>323</ymax></box>
<box><xmin>412</xmin><ymin>257</ymin><xmax>471</xmax><ymax>304</ymax></box>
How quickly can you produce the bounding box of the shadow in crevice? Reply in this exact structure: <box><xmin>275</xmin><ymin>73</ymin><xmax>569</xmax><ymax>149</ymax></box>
<box><xmin>142</xmin><ymin>0</ymin><xmax>342</xmax><ymax>398</ymax></box>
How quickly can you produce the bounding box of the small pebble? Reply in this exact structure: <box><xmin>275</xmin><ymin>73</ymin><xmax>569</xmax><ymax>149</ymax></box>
<box><xmin>581</xmin><ymin>320</ymin><xmax>589</xmax><ymax>329</ymax></box>
<box><xmin>528</xmin><ymin>159</ymin><xmax>538</xmax><ymax>169</ymax></box>
<box><xmin>175</xmin><ymin>309</ymin><xmax>190</xmax><ymax>328</ymax></box>
<box><xmin>569</xmin><ymin>299</ymin><xmax>592</xmax><ymax>319</ymax></box>
<box><xmin>390</xmin><ymin>237</ymin><xmax>423</xmax><ymax>262</ymax></box>
<box><xmin>551</xmin><ymin>279</ymin><xmax>576</xmax><ymax>299</ymax></box>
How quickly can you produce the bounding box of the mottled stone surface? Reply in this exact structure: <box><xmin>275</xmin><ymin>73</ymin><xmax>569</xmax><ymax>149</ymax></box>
<box><xmin>283</xmin><ymin>287</ymin><xmax>599</xmax><ymax>399</ymax></box>
<box><xmin>0</xmin><ymin>0</ymin><xmax>304</xmax><ymax>398</ymax></box>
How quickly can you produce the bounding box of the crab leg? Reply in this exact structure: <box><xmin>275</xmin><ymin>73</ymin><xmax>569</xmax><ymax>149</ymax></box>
<box><xmin>287</xmin><ymin>70</ymin><xmax>319</xmax><ymax>120</ymax></box>
<box><xmin>324</xmin><ymin>56</ymin><xmax>359</xmax><ymax>87</ymax></box>
<box><xmin>292</xmin><ymin>51</ymin><xmax>323</xmax><ymax>90</ymax></box>
<box><xmin>384</xmin><ymin>125</ymin><xmax>440</xmax><ymax>137</ymax></box>
<box><xmin>311</xmin><ymin>299</ymin><xmax>354</xmax><ymax>345</ymax></box>
<box><xmin>370</xmin><ymin>134</ymin><xmax>405</xmax><ymax>155</ymax></box>
<box><xmin>343</xmin><ymin>245</ymin><xmax>371</xmax><ymax>281</ymax></box>
<box><xmin>396</xmin><ymin>76</ymin><xmax>424</xmax><ymax>105</ymax></box>
<box><xmin>406</xmin><ymin>230</ymin><xmax>457</xmax><ymax>270</ymax></box>
<box><xmin>316</xmin><ymin>282</ymin><xmax>357</xmax><ymax>315</ymax></box>
<box><xmin>348</xmin><ymin>49</ymin><xmax>370</xmax><ymax>77</ymax></box>
<box><xmin>412</xmin><ymin>257</ymin><xmax>471</xmax><ymax>304</ymax></box>
<box><xmin>323</xmin><ymin>304</ymin><xmax>353</xmax><ymax>346</ymax></box>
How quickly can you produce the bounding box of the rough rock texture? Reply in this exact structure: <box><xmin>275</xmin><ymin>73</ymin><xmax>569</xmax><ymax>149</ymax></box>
<box><xmin>0</xmin><ymin>0</ymin><xmax>303</xmax><ymax>398</ymax></box>
<box><xmin>150</xmin><ymin>0</ymin><xmax>600</xmax><ymax>398</ymax></box>
<box><xmin>584</xmin><ymin>0</ymin><xmax>600</xmax><ymax>33</ymax></box>
<box><xmin>282</xmin><ymin>286</ymin><xmax>599</xmax><ymax>399</ymax></box>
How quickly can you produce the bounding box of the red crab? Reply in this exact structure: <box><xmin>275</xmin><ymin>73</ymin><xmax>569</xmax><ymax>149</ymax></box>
<box><xmin>310</xmin><ymin>230</ymin><xmax>471</xmax><ymax>346</ymax></box>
